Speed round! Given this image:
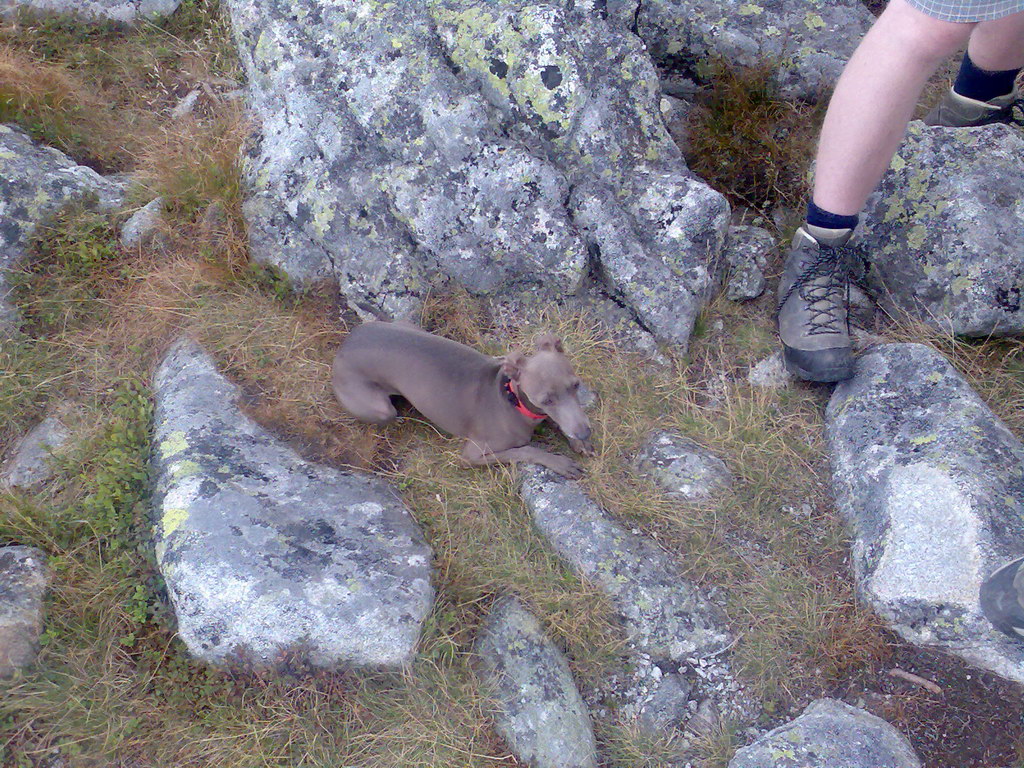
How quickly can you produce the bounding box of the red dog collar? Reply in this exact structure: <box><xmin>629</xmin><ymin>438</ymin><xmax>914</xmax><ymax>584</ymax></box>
<box><xmin>503</xmin><ymin>378</ymin><xmax>546</xmax><ymax>420</ymax></box>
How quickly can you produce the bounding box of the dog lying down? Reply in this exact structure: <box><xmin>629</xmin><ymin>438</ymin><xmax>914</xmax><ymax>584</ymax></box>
<box><xmin>332</xmin><ymin>321</ymin><xmax>594</xmax><ymax>478</ymax></box>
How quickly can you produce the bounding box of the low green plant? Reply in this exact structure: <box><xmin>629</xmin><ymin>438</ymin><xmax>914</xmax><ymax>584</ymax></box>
<box><xmin>11</xmin><ymin>203</ymin><xmax>124</xmax><ymax>335</ymax></box>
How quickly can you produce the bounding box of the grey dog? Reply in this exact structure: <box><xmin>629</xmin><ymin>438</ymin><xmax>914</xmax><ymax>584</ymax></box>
<box><xmin>332</xmin><ymin>322</ymin><xmax>594</xmax><ymax>478</ymax></box>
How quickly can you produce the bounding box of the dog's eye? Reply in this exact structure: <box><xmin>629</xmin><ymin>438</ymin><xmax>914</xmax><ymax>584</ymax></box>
<box><xmin>571</xmin><ymin>381</ymin><xmax>581</xmax><ymax>391</ymax></box>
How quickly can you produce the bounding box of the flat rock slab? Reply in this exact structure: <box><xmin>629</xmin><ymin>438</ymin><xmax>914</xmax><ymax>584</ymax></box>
<box><xmin>728</xmin><ymin>698</ymin><xmax>921</xmax><ymax>768</ymax></box>
<box><xmin>827</xmin><ymin>343</ymin><xmax>1024</xmax><ymax>684</ymax></box>
<box><xmin>0</xmin><ymin>0</ymin><xmax>182</xmax><ymax>21</ymax></box>
<box><xmin>0</xmin><ymin>124</ymin><xmax>124</xmax><ymax>334</ymax></box>
<box><xmin>0</xmin><ymin>546</ymin><xmax>48</xmax><ymax>678</ymax></box>
<box><xmin>477</xmin><ymin>596</ymin><xmax>598</xmax><ymax>768</ymax></box>
<box><xmin>635</xmin><ymin>430</ymin><xmax>733</xmax><ymax>503</ymax></box>
<box><xmin>227</xmin><ymin>0</ymin><xmax>728</xmax><ymax>351</ymax></box>
<box><xmin>0</xmin><ymin>415</ymin><xmax>70</xmax><ymax>490</ymax></box>
<box><xmin>152</xmin><ymin>337</ymin><xmax>434</xmax><ymax>669</ymax></box>
<box><xmin>607</xmin><ymin>0</ymin><xmax>874</xmax><ymax>101</ymax></box>
<box><xmin>862</xmin><ymin>122</ymin><xmax>1024</xmax><ymax>337</ymax></box>
<box><xmin>519</xmin><ymin>466</ymin><xmax>749</xmax><ymax>725</ymax></box>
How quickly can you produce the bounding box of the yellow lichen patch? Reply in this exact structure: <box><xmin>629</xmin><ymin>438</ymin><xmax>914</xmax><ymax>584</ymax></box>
<box><xmin>803</xmin><ymin>12</ymin><xmax>825</xmax><ymax>30</ymax></box>
<box><xmin>171</xmin><ymin>459</ymin><xmax>202</xmax><ymax>480</ymax></box>
<box><xmin>162</xmin><ymin>506</ymin><xmax>190</xmax><ymax>538</ymax></box>
<box><xmin>160</xmin><ymin>430</ymin><xmax>188</xmax><ymax>459</ymax></box>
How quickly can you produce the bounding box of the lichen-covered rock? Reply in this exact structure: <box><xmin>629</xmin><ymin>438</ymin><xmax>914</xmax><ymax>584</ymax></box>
<box><xmin>0</xmin><ymin>0</ymin><xmax>180</xmax><ymax>22</ymax></box>
<box><xmin>0</xmin><ymin>124</ymin><xmax>124</xmax><ymax>334</ymax></box>
<box><xmin>227</xmin><ymin>0</ymin><xmax>728</xmax><ymax>350</ymax></box>
<box><xmin>0</xmin><ymin>415</ymin><xmax>71</xmax><ymax>490</ymax></box>
<box><xmin>606</xmin><ymin>0</ymin><xmax>874</xmax><ymax>101</ymax></box>
<box><xmin>728</xmin><ymin>699</ymin><xmax>921</xmax><ymax>768</ymax></box>
<box><xmin>477</xmin><ymin>596</ymin><xmax>598</xmax><ymax>768</ymax></box>
<box><xmin>635</xmin><ymin>430</ymin><xmax>733</xmax><ymax>503</ymax></box>
<box><xmin>519</xmin><ymin>466</ymin><xmax>751</xmax><ymax>726</ymax></box>
<box><xmin>152</xmin><ymin>337</ymin><xmax>434</xmax><ymax>669</ymax></box>
<box><xmin>724</xmin><ymin>225</ymin><xmax>773</xmax><ymax>301</ymax></box>
<box><xmin>861</xmin><ymin>122</ymin><xmax>1024</xmax><ymax>337</ymax></box>
<box><xmin>0</xmin><ymin>546</ymin><xmax>48</xmax><ymax>678</ymax></box>
<box><xmin>827</xmin><ymin>343</ymin><xmax>1024</xmax><ymax>684</ymax></box>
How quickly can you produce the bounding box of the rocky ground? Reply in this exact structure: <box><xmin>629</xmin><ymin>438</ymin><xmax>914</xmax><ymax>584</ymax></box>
<box><xmin>2</xmin><ymin>1</ymin><xmax>1024</xmax><ymax>767</ymax></box>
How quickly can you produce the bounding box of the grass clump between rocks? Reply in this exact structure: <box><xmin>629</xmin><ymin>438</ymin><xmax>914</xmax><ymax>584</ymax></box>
<box><xmin>686</xmin><ymin>59</ymin><xmax>823</xmax><ymax>217</ymax></box>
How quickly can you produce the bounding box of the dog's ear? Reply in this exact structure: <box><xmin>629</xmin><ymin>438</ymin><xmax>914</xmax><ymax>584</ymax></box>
<box><xmin>501</xmin><ymin>350</ymin><xmax>527</xmax><ymax>380</ymax></box>
<box><xmin>535</xmin><ymin>333</ymin><xmax>564</xmax><ymax>353</ymax></box>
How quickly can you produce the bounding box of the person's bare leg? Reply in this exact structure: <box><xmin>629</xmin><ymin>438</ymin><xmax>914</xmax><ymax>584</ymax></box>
<box><xmin>813</xmin><ymin>0</ymin><xmax>973</xmax><ymax>216</ymax></box>
<box><xmin>968</xmin><ymin>12</ymin><xmax>1024</xmax><ymax>72</ymax></box>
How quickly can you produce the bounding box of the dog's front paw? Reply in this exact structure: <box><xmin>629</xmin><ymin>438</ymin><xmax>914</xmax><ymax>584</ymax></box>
<box><xmin>547</xmin><ymin>454</ymin><xmax>585</xmax><ymax>480</ymax></box>
<box><xmin>569</xmin><ymin>437</ymin><xmax>595</xmax><ymax>457</ymax></box>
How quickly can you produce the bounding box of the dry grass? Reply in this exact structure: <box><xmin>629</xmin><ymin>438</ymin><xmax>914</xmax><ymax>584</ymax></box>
<box><xmin>0</xmin><ymin>44</ymin><xmax>133</xmax><ymax>169</ymax></box>
<box><xmin>0</xmin><ymin>0</ymin><xmax>240</xmax><ymax>172</ymax></box>
<box><xmin>686</xmin><ymin>59</ymin><xmax>823</xmax><ymax>217</ymax></box>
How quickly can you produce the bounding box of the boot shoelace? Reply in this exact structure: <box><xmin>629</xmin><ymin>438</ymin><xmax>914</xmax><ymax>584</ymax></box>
<box><xmin>777</xmin><ymin>247</ymin><xmax>852</xmax><ymax>337</ymax></box>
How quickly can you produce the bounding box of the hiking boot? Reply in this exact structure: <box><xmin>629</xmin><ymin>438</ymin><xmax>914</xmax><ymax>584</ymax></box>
<box><xmin>923</xmin><ymin>88</ymin><xmax>1023</xmax><ymax>127</ymax></box>
<box><xmin>777</xmin><ymin>225</ymin><xmax>855</xmax><ymax>383</ymax></box>
<box><xmin>980</xmin><ymin>555</ymin><xmax>1024</xmax><ymax>640</ymax></box>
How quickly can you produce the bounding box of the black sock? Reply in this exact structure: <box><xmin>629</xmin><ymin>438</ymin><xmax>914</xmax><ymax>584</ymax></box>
<box><xmin>954</xmin><ymin>51</ymin><xmax>1020</xmax><ymax>103</ymax></box>
<box><xmin>807</xmin><ymin>200</ymin><xmax>858</xmax><ymax>232</ymax></box>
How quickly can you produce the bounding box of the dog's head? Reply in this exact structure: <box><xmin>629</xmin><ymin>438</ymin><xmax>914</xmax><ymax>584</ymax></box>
<box><xmin>500</xmin><ymin>333</ymin><xmax>592</xmax><ymax>449</ymax></box>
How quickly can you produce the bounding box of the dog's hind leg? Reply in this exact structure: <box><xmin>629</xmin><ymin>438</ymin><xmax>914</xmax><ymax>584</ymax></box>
<box><xmin>333</xmin><ymin>377</ymin><xmax>398</xmax><ymax>426</ymax></box>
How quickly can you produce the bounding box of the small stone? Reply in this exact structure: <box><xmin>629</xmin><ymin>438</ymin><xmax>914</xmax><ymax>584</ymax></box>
<box><xmin>1</xmin><ymin>415</ymin><xmax>70</xmax><ymax>489</ymax></box>
<box><xmin>638</xmin><ymin>672</ymin><xmax>692</xmax><ymax>731</ymax></box>
<box><xmin>686</xmin><ymin>697</ymin><xmax>720</xmax><ymax>735</ymax></box>
<box><xmin>747</xmin><ymin>351</ymin><xmax>793</xmax><ymax>389</ymax></box>
<box><xmin>0</xmin><ymin>546</ymin><xmax>48</xmax><ymax>678</ymax></box>
<box><xmin>120</xmin><ymin>197</ymin><xmax>167</xmax><ymax>250</ymax></box>
<box><xmin>170</xmin><ymin>89</ymin><xmax>202</xmax><ymax>120</ymax></box>
<box><xmin>635</xmin><ymin>430</ymin><xmax>733</xmax><ymax>503</ymax></box>
<box><xmin>728</xmin><ymin>699</ymin><xmax>921</xmax><ymax>768</ymax></box>
<box><xmin>477</xmin><ymin>596</ymin><xmax>599</xmax><ymax>768</ymax></box>
<box><xmin>723</xmin><ymin>225</ymin><xmax>774</xmax><ymax>302</ymax></box>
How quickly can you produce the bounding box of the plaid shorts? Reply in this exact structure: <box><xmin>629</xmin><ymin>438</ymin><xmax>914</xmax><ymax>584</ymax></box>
<box><xmin>906</xmin><ymin>0</ymin><xmax>1024</xmax><ymax>21</ymax></box>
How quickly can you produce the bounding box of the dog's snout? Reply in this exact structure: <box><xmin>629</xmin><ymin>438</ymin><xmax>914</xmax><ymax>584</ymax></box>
<box><xmin>576</xmin><ymin>424</ymin><xmax>592</xmax><ymax>441</ymax></box>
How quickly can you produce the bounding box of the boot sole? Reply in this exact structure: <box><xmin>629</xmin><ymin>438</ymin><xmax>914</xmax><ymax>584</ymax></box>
<box><xmin>783</xmin><ymin>348</ymin><xmax>854</xmax><ymax>383</ymax></box>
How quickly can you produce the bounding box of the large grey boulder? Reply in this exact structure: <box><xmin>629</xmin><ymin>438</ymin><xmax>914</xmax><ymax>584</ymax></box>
<box><xmin>0</xmin><ymin>124</ymin><xmax>124</xmax><ymax>335</ymax></box>
<box><xmin>0</xmin><ymin>415</ymin><xmax>71</xmax><ymax>490</ymax></box>
<box><xmin>728</xmin><ymin>699</ymin><xmax>921</xmax><ymax>768</ymax></box>
<box><xmin>635</xmin><ymin>430</ymin><xmax>733</xmax><ymax>503</ymax></box>
<box><xmin>0</xmin><ymin>0</ymin><xmax>181</xmax><ymax>22</ymax></box>
<box><xmin>227</xmin><ymin>0</ymin><xmax>728</xmax><ymax>350</ymax></box>
<box><xmin>476</xmin><ymin>596</ymin><xmax>598</xmax><ymax>768</ymax></box>
<box><xmin>152</xmin><ymin>337</ymin><xmax>434</xmax><ymax>669</ymax></box>
<box><xmin>606</xmin><ymin>0</ymin><xmax>874</xmax><ymax>101</ymax></box>
<box><xmin>861</xmin><ymin>122</ymin><xmax>1024</xmax><ymax>337</ymax></box>
<box><xmin>0</xmin><ymin>546</ymin><xmax>48</xmax><ymax>678</ymax></box>
<box><xmin>827</xmin><ymin>343</ymin><xmax>1024</xmax><ymax>684</ymax></box>
<box><xmin>519</xmin><ymin>466</ymin><xmax>750</xmax><ymax>728</ymax></box>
